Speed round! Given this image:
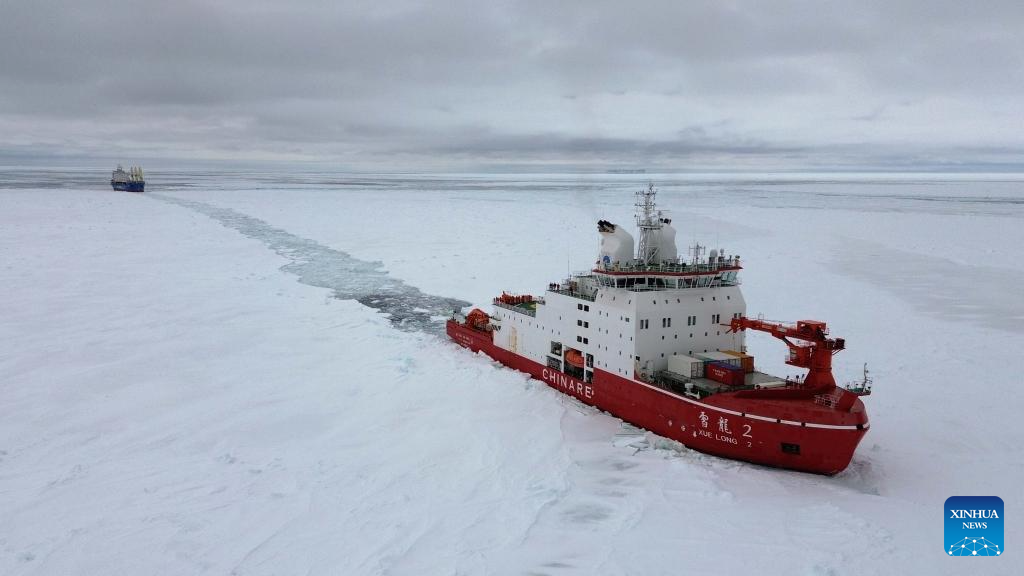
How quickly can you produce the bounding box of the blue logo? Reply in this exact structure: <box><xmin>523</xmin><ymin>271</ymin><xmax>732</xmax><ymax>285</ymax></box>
<box><xmin>945</xmin><ymin>496</ymin><xmax>1003</xmax><ymax>557</ymax></box>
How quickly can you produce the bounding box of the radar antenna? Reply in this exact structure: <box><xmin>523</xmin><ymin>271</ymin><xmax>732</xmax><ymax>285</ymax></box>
<box><xmin>634</xmin><ymin>183</ymin><xmax>663</xmax><ymax>265</ymax></box>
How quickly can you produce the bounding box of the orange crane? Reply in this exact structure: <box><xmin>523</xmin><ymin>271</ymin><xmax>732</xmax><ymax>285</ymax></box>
<box><xmin>727</xmin><ymin>317</ymin><xmax>845</xmax><ymax>391</ymax></box>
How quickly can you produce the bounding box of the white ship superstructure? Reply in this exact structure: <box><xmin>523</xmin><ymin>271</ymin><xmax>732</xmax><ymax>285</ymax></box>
<box><xmin>489</xmin><ymin>184</ymin><xmax>745</xmax><ymax>384</ymax></box>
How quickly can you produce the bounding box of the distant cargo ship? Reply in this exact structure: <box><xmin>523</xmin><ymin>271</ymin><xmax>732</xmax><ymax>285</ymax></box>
<box><xmin>111</xmin><ymin>165</ymin><xmax>144</xmax><ymax>192</ymax></box>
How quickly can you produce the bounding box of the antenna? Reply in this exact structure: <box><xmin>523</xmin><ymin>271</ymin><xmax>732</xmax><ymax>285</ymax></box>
<box><xmin>689</xmin><ymin>242</ymin><xmax>705</xmax><ymax>265</ymax></box>
<box><xmin>634</xmin><ymin>183</ymin><xmax>663</xmax><ymax>265</ymax></box>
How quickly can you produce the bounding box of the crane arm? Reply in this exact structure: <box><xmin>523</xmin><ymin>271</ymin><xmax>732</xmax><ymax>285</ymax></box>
<box><xmin>728</xmin><ymin>317</ymin><xmax>844</xmax><ymax>391</ymax></box>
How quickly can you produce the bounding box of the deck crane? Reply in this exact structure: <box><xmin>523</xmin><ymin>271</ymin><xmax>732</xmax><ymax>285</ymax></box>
<box><xmin>727</xmin><ymin>317</ymin><xmax>845</xmax><ymax>392</ymax></box>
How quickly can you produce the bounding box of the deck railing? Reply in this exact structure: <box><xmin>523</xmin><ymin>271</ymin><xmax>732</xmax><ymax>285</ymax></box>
<box><xmin>596</xmin><ymin>260</ymin><xmax>741</xmax><ymax>275</ymax></box>
<box><xmin>549</xmin><ymin>288</ymin><xmax>596</xmax><ymax>302</ymax></box>
<box><xmin>493</xmin><ymin>300</ymin><xmax>537</xmax><ymax>317</ymax></box>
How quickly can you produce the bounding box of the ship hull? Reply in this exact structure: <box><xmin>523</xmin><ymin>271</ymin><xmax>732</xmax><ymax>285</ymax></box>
<box><xmin>448</xmin><ymin>320</ymin><xmax>868</xmax><ymax>475</ymax></box>
<box><xmin>111</xmin><ymin>181</ymin><xmax>145</xmax><ymax>192</ymax></box>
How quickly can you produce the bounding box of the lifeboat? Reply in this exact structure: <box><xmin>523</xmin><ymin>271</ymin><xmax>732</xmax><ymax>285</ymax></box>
<box><xmin>466</xmin><ymin>309</ymin><xmax>491</xmax><ymax>331</ymax></box>
<box><xmin>564</xmin><ymin>349</ymin><xmax>585</xmax><ymax>368</ymax></box>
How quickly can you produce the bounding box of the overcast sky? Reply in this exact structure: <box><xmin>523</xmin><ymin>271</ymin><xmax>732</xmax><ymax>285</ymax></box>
<box><xmin>1</xmin><ymin>1</ymin><xmax>1022</xmax><ymax>170</ymax></box>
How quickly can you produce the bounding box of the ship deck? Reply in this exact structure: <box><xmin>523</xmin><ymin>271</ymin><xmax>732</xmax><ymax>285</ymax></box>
<box><xmin>657</xmin><ymin>369</ymin><xmax>780</xmax><ymax>395</ymax></box>
<box><xmin>654</xmin><ymin>369</ymin><xmax>862</xmax><ymax>419</ymax></box>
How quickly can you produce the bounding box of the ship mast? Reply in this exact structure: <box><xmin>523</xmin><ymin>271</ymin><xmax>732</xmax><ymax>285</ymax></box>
<box><xmin>634</xmin><ymin>183</ymin><xmax>663</xmax><ymax>265</ymax></box>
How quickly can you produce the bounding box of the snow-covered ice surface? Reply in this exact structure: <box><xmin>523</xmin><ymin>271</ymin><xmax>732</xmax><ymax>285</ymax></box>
<box><xmin>151</xmin><ymin>193</ymin><xmax>468</xmax><ymax>334</ymax></box>
<box><xmin>2</xmin><ymin>169</ymin><xmax>1023</xmax><ymax>575</ymax></box>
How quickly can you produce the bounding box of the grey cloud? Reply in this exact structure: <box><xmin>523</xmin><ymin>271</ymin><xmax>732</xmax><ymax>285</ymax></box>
<box><xmin>1</xmin><ymin>1</ymin><xmax>1023</xmax><ymax>170</ymax></box>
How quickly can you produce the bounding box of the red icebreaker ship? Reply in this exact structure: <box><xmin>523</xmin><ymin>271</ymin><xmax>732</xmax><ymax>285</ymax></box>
<box><xmin>448</xmin><ymin>185</ymin><xmax>871</xmax><ymax>475</ymax></box>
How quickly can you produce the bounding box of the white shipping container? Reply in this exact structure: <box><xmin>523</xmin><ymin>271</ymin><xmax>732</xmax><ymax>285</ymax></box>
<box><xmin>695</xmin><ymin>351</ymin><xmax>742</xmax><ymax>368</ymax></box>
<box><xmin>668</xmin><ymin>354</ymin><xmax>705</xmax><ymax>378</ymax></box>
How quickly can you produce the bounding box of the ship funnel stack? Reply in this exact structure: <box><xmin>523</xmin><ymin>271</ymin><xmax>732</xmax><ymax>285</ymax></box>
<box><xmin>653</xmin><ymin>217</ymin><xmax>678</xmax><ymax>262</ymax></box>
<box><xmin>597</xmin><ymin>220</ymin><xmax>634</xmax><ymax>269</ymax></box>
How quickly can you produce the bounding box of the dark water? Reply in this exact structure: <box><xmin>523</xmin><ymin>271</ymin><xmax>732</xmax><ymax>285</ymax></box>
<box><xmin>151</xmin><ymin>193</ymin><xmax>468</xmax><ymax>335</ymax></box>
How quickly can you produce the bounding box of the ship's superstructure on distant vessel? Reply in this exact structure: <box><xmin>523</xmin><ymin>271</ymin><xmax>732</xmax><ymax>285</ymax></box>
<box><xmin>111</xmin><ymin>165</ymin><xmax>145</xmax><ymax>192</ymax></box>
<box><xmin>448</xmin><ymin>184</ymin><xmax>872</xmax><ymax>475</ymax></box>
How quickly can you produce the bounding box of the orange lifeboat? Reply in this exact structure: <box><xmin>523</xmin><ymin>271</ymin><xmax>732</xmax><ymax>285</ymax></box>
<box><xmin>565</xmin><ymin>349</ymin><xmax>585</xmax><ymax>369</ymax></box>
<box><xmin>466</xmin><ymin>308</ymin><xmax>491</xmax><ymax>330</ymax></box>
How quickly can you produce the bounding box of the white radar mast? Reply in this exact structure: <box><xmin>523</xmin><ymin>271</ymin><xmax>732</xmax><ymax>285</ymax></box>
<box><xmin>634</xmin><ymin>183</ymin><xmax>663</xmax><ymax>265</ymax></box>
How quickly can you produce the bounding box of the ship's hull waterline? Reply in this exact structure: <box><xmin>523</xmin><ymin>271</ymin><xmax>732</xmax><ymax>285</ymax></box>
<box><xmin>111</xmin><ymin>180</ymin><xmax>145</xmax><ymax>192</ymax></box>
<box><xmin>448</xmin><ymin>320</ymin><xmax>868</xmax><ymax>475</ymax></box>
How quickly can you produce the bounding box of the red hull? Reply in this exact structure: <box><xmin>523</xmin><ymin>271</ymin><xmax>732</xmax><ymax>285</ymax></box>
<box><xmin>448</xmin><ymin>320</ymin><xmax>868</xmax><ymax>475</ymax></box>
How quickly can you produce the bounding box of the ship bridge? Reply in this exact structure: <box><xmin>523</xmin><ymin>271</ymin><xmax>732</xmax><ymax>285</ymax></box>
<box><xmin>546</xmin><ymin>250</ymin><xmax>743</xmax><ymax>303</ymax></box>
<box><xmin>550</xmin><ymin>263</ymin><xmax>741</xmax><ymax>304</ymax></box>
<box><xmin>590</xmin><ymin>256</ymin><xmax>741</xmax><ymax>291</ymax></box>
